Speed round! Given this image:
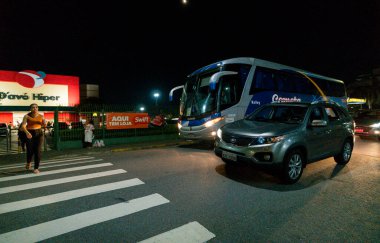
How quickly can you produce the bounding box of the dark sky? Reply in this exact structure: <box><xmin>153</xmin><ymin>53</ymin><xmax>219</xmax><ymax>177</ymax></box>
<box><xmin>0</xmin><ymin>0</ymin><xmax>379</xmax><ymax>107</ymax></box>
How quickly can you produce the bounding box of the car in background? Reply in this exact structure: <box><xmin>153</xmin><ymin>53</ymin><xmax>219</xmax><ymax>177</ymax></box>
<box><xmin>0</xmin><ymin>123</ymin><xmax>8</xmax><ymax>136</ymax></box>
<box><xmin>354</xmin><ymin>109</ymin><xmax>380</xmax><ymax>141</ymax></box>
<box><xmin>214</xmin><ymin>102</ymin><xmax>355</xmax><ymax>184</ymax></box>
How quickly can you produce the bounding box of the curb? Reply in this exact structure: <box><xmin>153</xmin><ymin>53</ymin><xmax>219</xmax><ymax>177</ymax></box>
<box><xmin>110</xmin><ymin>140</ymin><xmax>195</xmax><ymax>152</ymax></box>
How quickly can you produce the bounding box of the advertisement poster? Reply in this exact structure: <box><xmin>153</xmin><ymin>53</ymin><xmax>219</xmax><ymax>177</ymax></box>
<box><xmin>106</xmin><ymin>113</ymin><xmax>150</xmax><ymax>130</ymax></box>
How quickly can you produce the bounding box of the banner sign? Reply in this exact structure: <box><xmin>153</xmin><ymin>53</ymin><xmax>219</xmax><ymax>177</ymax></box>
<box><xmin>106</xmin><ymin>113</ymin><xmax>150</xmax><ymax>129</ymax></box>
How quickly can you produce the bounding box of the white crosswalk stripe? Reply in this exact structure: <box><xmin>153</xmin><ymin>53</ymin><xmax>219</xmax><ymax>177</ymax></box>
<box><xmin>139</xmin><ymin>221</ymin><xmax>216</xmax><ymax>243</ymax></box>
<box><xmin>0</xmin><ymin>178</ymin><xmax>144</xmax><ymax>214</ymax></box>
<box><xmin>0</xmin><ymin>156</ymin><xmax>97</xmax><ymax>170</ymax></box>
<box><xmin>0</xmin><ymin>193</ymin><xmax>170</xmax><ymax>243</ymax></box>
<box><xmin>0</xmin><ymin>157</ymin><xmax>216</xmax><ymax>242</ymax></box>
<box><xmin>0</xmin><ymin>162</ymin><xmax>113</xmax><ymax>182</ymax></box>
<box><xmin>0</xmin><ymin>169</ymin><xmax>126</xmax><ymax>194</ymax></box>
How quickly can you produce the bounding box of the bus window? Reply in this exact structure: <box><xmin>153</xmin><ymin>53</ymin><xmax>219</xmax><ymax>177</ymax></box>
<box><xmin>328</xmin><ymin>81</ymin><xmax>346</xmax><ymax>97</ymax></box>
<box><xmin>218</xmin><ymin>75</ymin><xmax>243</xmax><ymax>110</ymax></box>
<box><xmin>223</xmin><ymin>64</ymin><xmax>251</xmax><ymax>87</ymax></box>
<box><xmin>250</xmin><ymin>68</ymin><xmax>276</xmax><ymax>93</ymax></box>
<box><xmin>276</xmin><ymin>72</ymin><xmax>296</xmax><ymax>93</ymax></box>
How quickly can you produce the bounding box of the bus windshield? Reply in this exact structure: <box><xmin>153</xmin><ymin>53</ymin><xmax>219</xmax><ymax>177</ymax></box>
<box><xmin>180</xmin><ymin>64</ymin><xmax>251</xmax><ymax>118</ymax></box>
<box><xmin>181</xmin><ymin>72</ymin><xmax>217</xmax><ymax>117</ymax></box>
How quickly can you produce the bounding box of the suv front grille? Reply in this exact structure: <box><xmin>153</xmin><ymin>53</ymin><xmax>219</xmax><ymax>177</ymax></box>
<box><xmin>222</xmin><ymin>133</ymin><xmax>253</xmax><ymax>146</ymax></box>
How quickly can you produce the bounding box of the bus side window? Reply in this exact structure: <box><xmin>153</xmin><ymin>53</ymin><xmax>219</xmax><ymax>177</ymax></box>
<box><xmin>328</xmin><ymin>81</ymin><xmax>346</xmax><ymax>97</ymax></box>
<box><xmin>250</xmin><ymin>68</ymin><xmax>275</xmax><ymax>94</ymax></box>
<box><xmin>219</xmin><ymin>75</ymin><xmax>243</xmax><ymax>109</ymax></box>
<box><xmin>276</xmin><ymin>72</ymin><xmax>296</xmax><ymax>93</ymax></box>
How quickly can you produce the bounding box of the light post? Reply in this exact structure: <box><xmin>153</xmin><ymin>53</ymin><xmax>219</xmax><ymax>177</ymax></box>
<box><xmin>139</xmin><ymin>106</ymin><xmax>145</xmax><ymax>112</ymax></box>
<box><xmin>153</xmin><ymin>92</ymin><xmax>160</xmax><ymax>106</ymax></box>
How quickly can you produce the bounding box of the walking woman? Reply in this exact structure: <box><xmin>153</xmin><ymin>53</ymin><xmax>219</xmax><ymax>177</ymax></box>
<box><xmin>21</xmin><ymin>103</ymin><xmax>46</xmax><ymax>174</ymax></box>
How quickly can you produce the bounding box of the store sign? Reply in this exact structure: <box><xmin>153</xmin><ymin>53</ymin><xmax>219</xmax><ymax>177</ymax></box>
<box><xmin>0</xmin><ymin>82</ymin><xmax>68</xmax><ymax>106</ymax></box>
<box><xmin>0</xmin><ymin>70</ymin><xmax>79</xmax><ymax>107</ymax></box>
<box><xmin>106</xmin><ymin>113</ymin><xmax>150</xmax><ymax>130</ymax></box>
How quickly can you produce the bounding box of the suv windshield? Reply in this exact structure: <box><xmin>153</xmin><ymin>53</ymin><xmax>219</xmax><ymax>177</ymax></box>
<box><xmin>247</xmin><ymin>105</ymin><xmax>308</xmax><ymax>124</ymax></box>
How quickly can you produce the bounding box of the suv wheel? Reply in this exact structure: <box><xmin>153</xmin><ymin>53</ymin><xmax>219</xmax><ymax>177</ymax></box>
<box><xmin>281</xmin><ymin>149</ymin><xmax>304</xmax><ymax>184</ymax></box>
<box><xmin>334</xmin><ymin>139</ymin><xmax>352</xmax><ymax>165</ymax></box>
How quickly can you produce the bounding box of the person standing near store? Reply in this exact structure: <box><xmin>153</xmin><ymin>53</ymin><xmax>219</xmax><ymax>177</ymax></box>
<box><xmin>84</xmin><ymin>119</ymin><xmax>95</xmax><ymax>148</ymax></box>
<box><xmin>21</xmin><ymin>103</ymin><xmax>46</xmax><ymax>174</ymax></box>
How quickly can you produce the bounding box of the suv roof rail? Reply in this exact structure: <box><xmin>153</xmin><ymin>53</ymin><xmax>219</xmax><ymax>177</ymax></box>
<box><xmin>311</xmin><ymin>100</ymin><xmax>341</xmax><ymax>106</ymax></box>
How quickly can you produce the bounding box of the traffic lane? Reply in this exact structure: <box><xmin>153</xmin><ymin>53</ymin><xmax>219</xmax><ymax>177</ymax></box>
<box><xmin>107</xmin><ymin>145</ymin><xmax>379</xmax><ymax>242</ymax></box>
<box><xmin>353</xmin><ymin>135</ymin><xmax>380</xmax><ymax>157</ymax></box>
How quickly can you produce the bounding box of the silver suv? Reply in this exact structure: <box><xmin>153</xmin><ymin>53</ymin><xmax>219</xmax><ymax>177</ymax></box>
<box><xmin>214</xmin><ymin>102</ymin><xmax>355</xmax><ymax>184</ymax></box>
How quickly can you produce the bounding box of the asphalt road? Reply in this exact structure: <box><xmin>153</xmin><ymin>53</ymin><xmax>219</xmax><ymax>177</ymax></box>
<box><xmin>0</xmin><ymin>137</ymin><xmax>378</xmax><ymax>242</ymax></box>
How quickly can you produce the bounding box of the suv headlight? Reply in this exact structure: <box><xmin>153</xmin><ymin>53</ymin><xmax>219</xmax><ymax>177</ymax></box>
<box><xmin>217</xmin><ymin>128</ymin><xmax>222</xmax><ymax>139</ymax></box>
<box><xmin>249</xmin><ymin>136</ymin><xmax>284</xmax><ymax>146</ymax></box>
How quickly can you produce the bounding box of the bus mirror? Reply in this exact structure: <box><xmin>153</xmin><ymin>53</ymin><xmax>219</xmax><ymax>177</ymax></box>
<box><xmin>169</xmin><ymin>85</ymin><xmax>184</xmax><ymax>102</ymax></box>
<box><xmin>209</xmin><ymin>71</ymin><xmax>238</xmax><ymax>91</ymax></box>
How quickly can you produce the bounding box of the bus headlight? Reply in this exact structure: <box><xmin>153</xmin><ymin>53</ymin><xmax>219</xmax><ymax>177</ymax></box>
<box><xmin>204</xmin><ymin>117</ymin><xmax>223</xmax><ymax>128</ymax></box>
<box><xmin>217</xmin><ymin>128</ymin><xmax>222</xmax><ymax>139</ymax></box>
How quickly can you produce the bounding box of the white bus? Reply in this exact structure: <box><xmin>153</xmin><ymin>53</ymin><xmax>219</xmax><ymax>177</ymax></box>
<box><xmin>169</xmin><ymin>57</ymin><xmax>347</xmax><ymax>140</ymax></box>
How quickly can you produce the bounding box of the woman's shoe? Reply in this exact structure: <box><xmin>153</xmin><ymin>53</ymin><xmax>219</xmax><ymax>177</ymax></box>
<box><xmin>33</xmin><ymin>169</ymin><xmax>40</xmax><ymax>174</ymax></box>
<box><xmin>25</xmin><ymin>163</ymin><xmax>32</xmax><ymax>170</ymax></box>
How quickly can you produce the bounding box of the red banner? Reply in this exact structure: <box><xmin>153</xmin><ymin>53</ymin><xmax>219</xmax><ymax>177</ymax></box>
<box><xmin>106</xmin><ymin>113</ymin><xmax>150</xmax><ymax>130</ymax></box>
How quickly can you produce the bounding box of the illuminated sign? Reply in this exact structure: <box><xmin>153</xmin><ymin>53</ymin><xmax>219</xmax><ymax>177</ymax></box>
<box><xmin>0</xmin><ymin>70</ymin><xmax>79</xmax><ymax>107</ymax></box>
<box><xmin>106</xmin><ymin>113</ymin><xmax>150</xmax><ymax>129</ymax></box>
<box><xmin>347</xmin><ymin>98</ymin><xmax>366</xmax><ymax>104</ymax></box>
<box><xmin>0</xmin><ymin>82</ymin><xmax>68</xmax><ymax>106</ymax></box>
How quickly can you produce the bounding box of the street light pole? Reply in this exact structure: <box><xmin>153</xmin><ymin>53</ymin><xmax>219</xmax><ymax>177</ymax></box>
<box><xmin>153</xmin><ymin>92</ymin><xmax>160</xmax><ymax>106</ymax></box>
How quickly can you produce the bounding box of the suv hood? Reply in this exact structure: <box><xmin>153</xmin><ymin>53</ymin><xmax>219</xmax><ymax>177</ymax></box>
<box><xmin>222</xmin><ymin>119</ymin><xmax>300</xmax><ymax>137</ymax></box>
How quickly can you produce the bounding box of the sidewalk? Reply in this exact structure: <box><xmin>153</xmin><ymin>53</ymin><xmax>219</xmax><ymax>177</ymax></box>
<box><xmin>0</xmin><ymin>138</ymin><xmax>196</xmax><ymax>165</ymax></box>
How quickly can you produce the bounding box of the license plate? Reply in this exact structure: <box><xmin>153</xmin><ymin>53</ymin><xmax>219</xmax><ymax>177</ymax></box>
<box><xmin>222</xmin><ymin>151</ymin><xmax>237</xmax><ymax>162</ymax></box>
<box><xmin>355</xmin><ymin>128</ymin><xmax>364</xmax><ymax>133</ymax></box>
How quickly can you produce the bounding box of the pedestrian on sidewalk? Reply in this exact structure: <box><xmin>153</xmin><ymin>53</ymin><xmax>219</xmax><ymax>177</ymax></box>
<box><xmin>84</xmin><ymin>119</ymin><xmax>95</xmax><ymax>148</ymax></box>
<box><xmin>20</xmin><ymin>103</ymin><xmax>46</xmax><ymax>174</ymax></box>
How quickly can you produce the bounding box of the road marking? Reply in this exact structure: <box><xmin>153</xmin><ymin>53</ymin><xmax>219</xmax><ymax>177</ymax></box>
<box><xmin>0</xmin><ymin>158</ymin><xmax>103</xmax><ymax>172</ymax></box>
<box><xmin>0</xmin><ymin>178</ymin><xmax>144</xmax><ymax>214</ymax></box>
<box><xmin>0</xmin><ymin>163</ymin><xmax>113</xmax><ymax>182</ymax></box>
<box><xmin>0</xmin><ymin>193</ymin><xmax>169</xmax><ymax>243</ymax></box>
<box><xmin>38</xmin><ymin>159</ymin><xmax>103</xmax><ymax>169</ymax></box>
<box><xmin>0</xmin><ymin>169</ymin><xmax>126</xmax><ymax>194</ymax></box>
<box><xmin>0</xmin><ymin>156</ymin><xmax>96</xmax><ymax>170</ymax></box>
<box><xmin>138</xmin><ymin>221</ymin><xmax>215</xmax><ymax>243</ymax></box>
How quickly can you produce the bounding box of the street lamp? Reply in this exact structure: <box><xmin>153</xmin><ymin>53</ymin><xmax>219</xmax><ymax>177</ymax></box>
<box><xmin>153</xmin><ymin>92</ymin><xmax>160</xmax><ymax>106</ymax></box>
<box><xmin>139</xmin><ymin>106</ymin><xmax>145</xmax><ymax>112</ymax></box>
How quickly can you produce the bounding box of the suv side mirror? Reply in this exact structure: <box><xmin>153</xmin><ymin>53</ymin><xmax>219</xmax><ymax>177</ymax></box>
<box><xmin>311</xmin><ymin>120</ymin><xmax>327</xmax><ymax>127</ymax></box>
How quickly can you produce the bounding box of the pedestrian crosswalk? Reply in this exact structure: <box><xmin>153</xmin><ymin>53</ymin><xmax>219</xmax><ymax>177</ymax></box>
<box><xmin>0</xmin><ymin>156</ymin><xmax>215</xmax><ymax>242</ymax></box>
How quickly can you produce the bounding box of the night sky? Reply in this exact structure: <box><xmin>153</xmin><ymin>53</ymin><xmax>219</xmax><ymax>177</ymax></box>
<box><xmin>0</xmin><ymin>0</ymin><xmax>379</xmax><ymax>107</ymax></box>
